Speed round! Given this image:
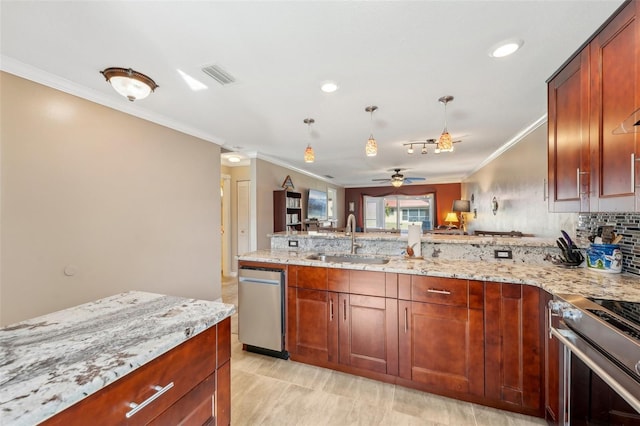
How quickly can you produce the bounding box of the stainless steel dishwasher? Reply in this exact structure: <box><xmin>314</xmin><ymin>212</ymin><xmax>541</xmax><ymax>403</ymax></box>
<box><xmin>238</xmin><ymin>266</ymin><xmax>288</xmax><ymax>359</ymax></box>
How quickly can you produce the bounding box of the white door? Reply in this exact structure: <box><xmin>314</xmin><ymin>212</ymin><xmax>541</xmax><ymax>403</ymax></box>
<box><xmin>237</xmin><ymin>180</ymin><xmax>251</xmax><ymax>257</ymax></box>
<box><xmin>221</xmin><ymin>175</ymin><xmax>231</xmax><ymax>277</ymax></box>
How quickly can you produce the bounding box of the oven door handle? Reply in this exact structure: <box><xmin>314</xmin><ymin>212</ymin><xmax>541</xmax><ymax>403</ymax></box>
<box><xmin>550</xmin><ymin>326</ymin><xmax>640</xmax><ymax>413</ymax></box>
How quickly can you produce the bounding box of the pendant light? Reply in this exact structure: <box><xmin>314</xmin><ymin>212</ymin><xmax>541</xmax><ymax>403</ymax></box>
<box><xmin>365</xmin><ymin>106</ymin><xmax>378</xmax><ymax>157</ymax></box>
<box><xmin>303</xmin><ymin>118</ymin><xmax>315</xmax><ymax>163</ymax></box>
<box><xmin>437</xmin><ymin>95</ymin><xmax>454</xmax><ymax>152</ymax></box>
<box><xmin>100</xmin><ymin>67</ymin><xmax>158</xmax><ymax>101</ymax></box>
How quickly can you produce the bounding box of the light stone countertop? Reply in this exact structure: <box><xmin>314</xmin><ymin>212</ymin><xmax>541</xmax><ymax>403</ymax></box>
<box><xmin>239</xmin><ymin>249</ymin><xmax>640</xmax><ymax>302</ymax></box>
<box><xmin>0</xmin><ymin>291</ymin><xmax>236</xmax><ymax>426</ymax></box>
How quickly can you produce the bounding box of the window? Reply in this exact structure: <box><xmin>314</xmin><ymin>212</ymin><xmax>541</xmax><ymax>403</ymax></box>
<box><xmin>363</xmin><ymin>194</ymin><xmax>434</xmax><ymax>231</ymax></box>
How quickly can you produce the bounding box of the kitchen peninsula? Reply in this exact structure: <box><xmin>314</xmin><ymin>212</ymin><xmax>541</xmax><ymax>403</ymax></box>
<box><xmin>239</xmin><ymin>233</ymin><xmax>640</xmax><ymax>418</ymax></box>
<box><xmin>0</xmin><ymin>291</ymin><xmax>235</xmax><ymax>426</ymax></box>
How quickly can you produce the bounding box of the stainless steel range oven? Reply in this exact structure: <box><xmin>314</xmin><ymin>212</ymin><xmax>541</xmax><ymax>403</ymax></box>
<box><xmin>548</xmin><ymin>294</ymin><xmax>640</xmax><ymax>425</ymax></box>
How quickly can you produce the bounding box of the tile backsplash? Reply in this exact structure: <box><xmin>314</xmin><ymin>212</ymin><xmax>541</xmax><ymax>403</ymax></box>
<box><xmin>577</xmin><ymin>212</ymin><xmax>640</xmax><ymax>276</ymax></box>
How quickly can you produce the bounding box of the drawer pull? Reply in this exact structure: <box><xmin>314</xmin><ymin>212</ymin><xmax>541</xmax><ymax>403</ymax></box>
<box><xmin>125</xmin><ymin>382</ymin><xmax>174</xmax><ymax>418</ymax></box>
<box><xmin>330</xmin><ymin>298</ymin><xmax>334</xmax><ymax>321</ymax></box>
<box><xmin>427</xmin><ymin>288</ymin><xmax>451</xmax><ymax>295</ymax></box>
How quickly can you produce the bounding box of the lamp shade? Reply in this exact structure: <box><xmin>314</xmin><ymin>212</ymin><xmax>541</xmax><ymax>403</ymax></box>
<box><xmin>444</xmin><ymin>212</ymin><xmax>459</xmax><ymax>224</ymax></box>
<box><xmin>452</xmin><ymin>200</ymin><xmax>471</xmax><ymax>213</ymax></box>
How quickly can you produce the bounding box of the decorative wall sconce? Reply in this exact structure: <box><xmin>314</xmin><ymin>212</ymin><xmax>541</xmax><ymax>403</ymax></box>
<box><xmin>492</xmin><ymin>197</ymin><xmax>499</xmax><ymax>215</ymax></box>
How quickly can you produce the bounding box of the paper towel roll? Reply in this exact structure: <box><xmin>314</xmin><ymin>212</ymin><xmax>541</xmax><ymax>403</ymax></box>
<box><xmin>407</xmin><ymin>225</ymin><xmax>422</xmax><ymax>257</ymax></box>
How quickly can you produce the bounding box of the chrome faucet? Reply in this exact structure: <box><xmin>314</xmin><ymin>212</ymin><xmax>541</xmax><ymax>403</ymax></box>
<box><xmin>346</xmin><ymin>213</ymin><xmax>362</xmax><ymax>254</ymax></box>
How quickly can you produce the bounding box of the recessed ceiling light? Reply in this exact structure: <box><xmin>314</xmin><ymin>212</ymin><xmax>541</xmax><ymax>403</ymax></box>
<box><xmin>321</xmin><ymin>81</ymin><xmax>338</xmax><ymax>93</ymax></box>
<box><xmin>489</xmin><ymin>39</ymin><xmax>524</xmax><ymax>58</ymax></box>
<box><xmin>228</xmin><ymin>155</ymin><xmax>241</xmax><ymax>163</ymax></box>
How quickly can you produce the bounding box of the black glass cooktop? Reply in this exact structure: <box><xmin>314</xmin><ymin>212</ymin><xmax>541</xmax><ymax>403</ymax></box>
<box><xmin>589</xmin><ymin>298</ymin><xmax>640</xmax><ymax>329</ymax></box>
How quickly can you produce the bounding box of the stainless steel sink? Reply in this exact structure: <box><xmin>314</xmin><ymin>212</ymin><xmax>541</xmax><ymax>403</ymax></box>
<box><xmin>306</xmin><ymin>253</ymin><xmax>390</xmax><ymax>265</ymax></box>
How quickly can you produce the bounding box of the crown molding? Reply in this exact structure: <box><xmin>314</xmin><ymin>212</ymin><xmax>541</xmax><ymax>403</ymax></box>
<box><xmin>0</xmin><ymin>55</ymin><xmax>224</xmax><ymax>146</ymax></box>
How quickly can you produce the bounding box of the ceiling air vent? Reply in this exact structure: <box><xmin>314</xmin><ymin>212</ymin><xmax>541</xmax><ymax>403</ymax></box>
<box><xmin>324</xmin><ymin>175</ymin><xmax>334</xmax><ymax>179</ymax></box>
<box><xmin>201</xmin><ymin>64</ymin><xmax>236</xmax><ymax>85</ymax></box>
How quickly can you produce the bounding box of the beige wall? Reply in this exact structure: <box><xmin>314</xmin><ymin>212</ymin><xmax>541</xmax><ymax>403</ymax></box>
<box><xmin>462</xmin><ymin>123</ymin><xmax>577</xmax><ymax>237</ymax></box>
<box><xmin>1</xmin><ymin>72</ymin><xmax>221</xmax><ymax>325</ymax></box>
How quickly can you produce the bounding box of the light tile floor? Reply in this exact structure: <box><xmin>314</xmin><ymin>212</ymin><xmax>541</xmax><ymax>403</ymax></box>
<box><xmin>221</xmin><ymin>276</ymin><xmax>546</xmax><ymax>426</ymax></box>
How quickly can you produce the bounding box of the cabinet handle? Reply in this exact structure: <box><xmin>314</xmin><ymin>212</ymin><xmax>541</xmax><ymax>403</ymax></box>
<box><xmin>576</xmin><ymin>168</ymin><xmax>580</xmax><ymax>198</ymax></box>
<box><xmin>404</xmin><ymin>307</ymin><xmax>408</xmax><ymax>333</ymax></box>
<box><xmin>632</xmin><ymin>153</ymin><xmax>636</xmax><ymax>193</ymax></box>
<box><xmin>427</xmin><ymin>288</ymin><xmax>451</xmax><ymax>295</ymax></box>
<box><xmin>343</xmin><ymin>299</ymin><xmax>347</xmax><ymax>321</ymax></box>
<box><xmin>330</xmin><ymin>298</ymin><xmax>334</xmax><ymax>321</ymax></box>
<box><xmin>126</xmin><ymin>382</ymin><xmax>174</xmax><ymax>418</ymax></box>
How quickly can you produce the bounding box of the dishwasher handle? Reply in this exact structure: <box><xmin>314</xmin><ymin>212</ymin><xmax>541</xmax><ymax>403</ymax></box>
<box><xmin>239</xmin><ymin>276</ymin><xmax>281</xmax><ymax>285</ymax></box>
<box><xmin>239</xmin><ymin>267</ymin><xmax>283</xmax><ymax>284</ymax></box>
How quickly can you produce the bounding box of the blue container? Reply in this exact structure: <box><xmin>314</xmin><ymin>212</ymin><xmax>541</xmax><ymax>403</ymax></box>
<box><xmin>586</xmin><ymin>244</ymin><xmax>622</xmax><ymax>273</ymax></box>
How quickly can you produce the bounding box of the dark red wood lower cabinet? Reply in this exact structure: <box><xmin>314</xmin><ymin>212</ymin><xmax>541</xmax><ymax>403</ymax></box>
<box><xmin>485</xmin><ymin>283</ymin><xmax>544</xmax><ymax>417</ymax></box>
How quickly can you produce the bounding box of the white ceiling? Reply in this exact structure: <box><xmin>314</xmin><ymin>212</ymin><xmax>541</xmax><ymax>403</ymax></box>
<box><xmin>0</xmin><ymin>1</ymin><xmax>625</xmax><ymax>187</ymax></box>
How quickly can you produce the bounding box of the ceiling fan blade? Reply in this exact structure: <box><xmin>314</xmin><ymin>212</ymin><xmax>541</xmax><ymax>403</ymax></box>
<box><xmin>372</xmin><ymin>178</ymin><xmax>391</xmax><ymax>182</ymax></box>
<box><xmin>404</xmin><ymin>177</ymin><xmax>426</xmax><ymax>183</ymax></box>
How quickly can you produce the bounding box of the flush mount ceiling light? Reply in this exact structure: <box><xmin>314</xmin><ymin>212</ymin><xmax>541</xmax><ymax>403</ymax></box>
<box><xmin>100</xmin><ymin>67</ymin><xmax>158</xmax><ymax>101</ymax></box>
<box><xmin>227</xmin><ymin>155</ymin><xmax>241</xmax><ymax>163</ymax></box>
<box><xmin>303</xmin><ymin>118</ymin><xmax>315</xmax><ymax>163</ymax></box>
<box><xmin>437</xmin><ymin>95</ymin><xmax>455</xmax><ymax>153</ymax></box>
<box><xmin>365</xmin><ymin>105</ymin><xmax>378</xmax><ymax>157</ymax></box>
<box><xmin>489</xmin><ymin>39</ymin><xmax>524</xmax><ymax>58</ymax></box>
<box><xmin>321</xmin><ymin>81</ymin><xmax>339</xmax><ymax>93</ymax></box>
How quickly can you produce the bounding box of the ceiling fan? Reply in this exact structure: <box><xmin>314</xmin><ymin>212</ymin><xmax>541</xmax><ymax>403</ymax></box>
<box><xmin>372</xmin><ymin>168</ymin><xmax>426</xmax><ymax>187</ymax></box>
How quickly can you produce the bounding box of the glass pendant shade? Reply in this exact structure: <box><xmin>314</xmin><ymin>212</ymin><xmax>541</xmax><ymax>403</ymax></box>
<box><xmin>391</xmin><ymin>177</ymin><xmax>403</xmax><ymax>187</ymax></box>
<box><xmin>303</xmin><ymin>117</ymin><xmax>316</xmax><ymax>163</ymax></box>
<box><xmin>304</xmin><ymin>144</ymin><xmax>315</xmax><ymax>163</ymax></box>
<box><xmin>101</xmin><ymin>68</ymin><xmax>158</xmax><ymax>102</ymax></box>
<box><xmin>366</xmin><ymin>136</ymin><xmax>378</xmax><ymax>157</ymax></box>
<box><xmin>438</xmin><ymin>130</ymin><xmax>454</xmax><ymax>152</ymax></box>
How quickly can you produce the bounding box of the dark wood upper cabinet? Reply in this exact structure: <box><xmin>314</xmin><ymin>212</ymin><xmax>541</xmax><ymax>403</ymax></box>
<box><xmin>589</xmin><ymin>0</ymin><xmax>640</xmax><ymax>211</ymax></box>
<box><xmin>548</xmin><ymin>50</ymin><xmax>590</xmax><ymax>213</ymax></box>
<box><xmin>548</xmin><ymin>0</ymin><xmax>639</xmax><ymax>212</ymax></box>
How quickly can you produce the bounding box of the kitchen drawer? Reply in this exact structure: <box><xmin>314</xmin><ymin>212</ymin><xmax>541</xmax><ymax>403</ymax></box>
<box><xmin>296</xmin><ymin>265</ymin><xmax>328</xmax><ymax>290</ymax></box>
<box><xmin>411</xmin><ymin>276</ymin><xmax>468</xmax><ymax>307</ymax></box>
<box><xmin>148</xmin><ymin>372</ymin><xmax>216</xmax><ymax>425</ymax></box>
<box><xmin>43</xmin><ymin>325</ymin><xmax>218</xmax><ymax>426</ymax></box>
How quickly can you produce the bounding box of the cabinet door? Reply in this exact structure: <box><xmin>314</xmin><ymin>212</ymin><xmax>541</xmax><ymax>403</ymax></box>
<box><xmin>287</xmin><ymin>287</ymin><xmax>335</xmax><ymax>363</ymax></box>
<box><xmin>398</xmin><ymin>300</ymin><xmax>484</xmax><ymax>396</ymax></box>
<box><xmin>548</xmin><ymin>49</ymin><xmax>590</xmax><ymax>212</ymax></box>
<box><xmin>542</xmin><ymin>290</ymin><xmax>560</xmax><ymax>424</ymax></box>
<box><xmin>485</xmin><ymin>283</ymin><xmax>543</xmax><ymax>415</ymax></box>
<box><xmin>589</xmin><ymin>1</ymin><xmax>640</xmax><ymax>212</ymax></box>
<box><xmin>337</xmin><ymin>293</ymin><xmax>398</xmax><ymax>375</ymax></box>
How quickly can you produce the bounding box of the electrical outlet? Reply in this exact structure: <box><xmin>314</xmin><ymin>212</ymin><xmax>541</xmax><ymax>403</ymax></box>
<box><xmin>288</xmin><ymin>240</ymin><xmax>299</xmax><ymax>247</ymax></box>
<box><xmin>494</xmin><ymin>249</ymin><xmax>512</xmax><ymax>259</ymax></box>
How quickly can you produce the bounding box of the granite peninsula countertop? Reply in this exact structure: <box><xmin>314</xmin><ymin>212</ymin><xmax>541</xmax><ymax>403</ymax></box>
<box><xmin>239</xmin><ymin>249</ymin><xmax>640</xmax><ymax>302</ymax></box>
<box><xmin>0</xmin><ymin>291</ymin><xmax>236</xmax><ymax>426</ymax></box>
